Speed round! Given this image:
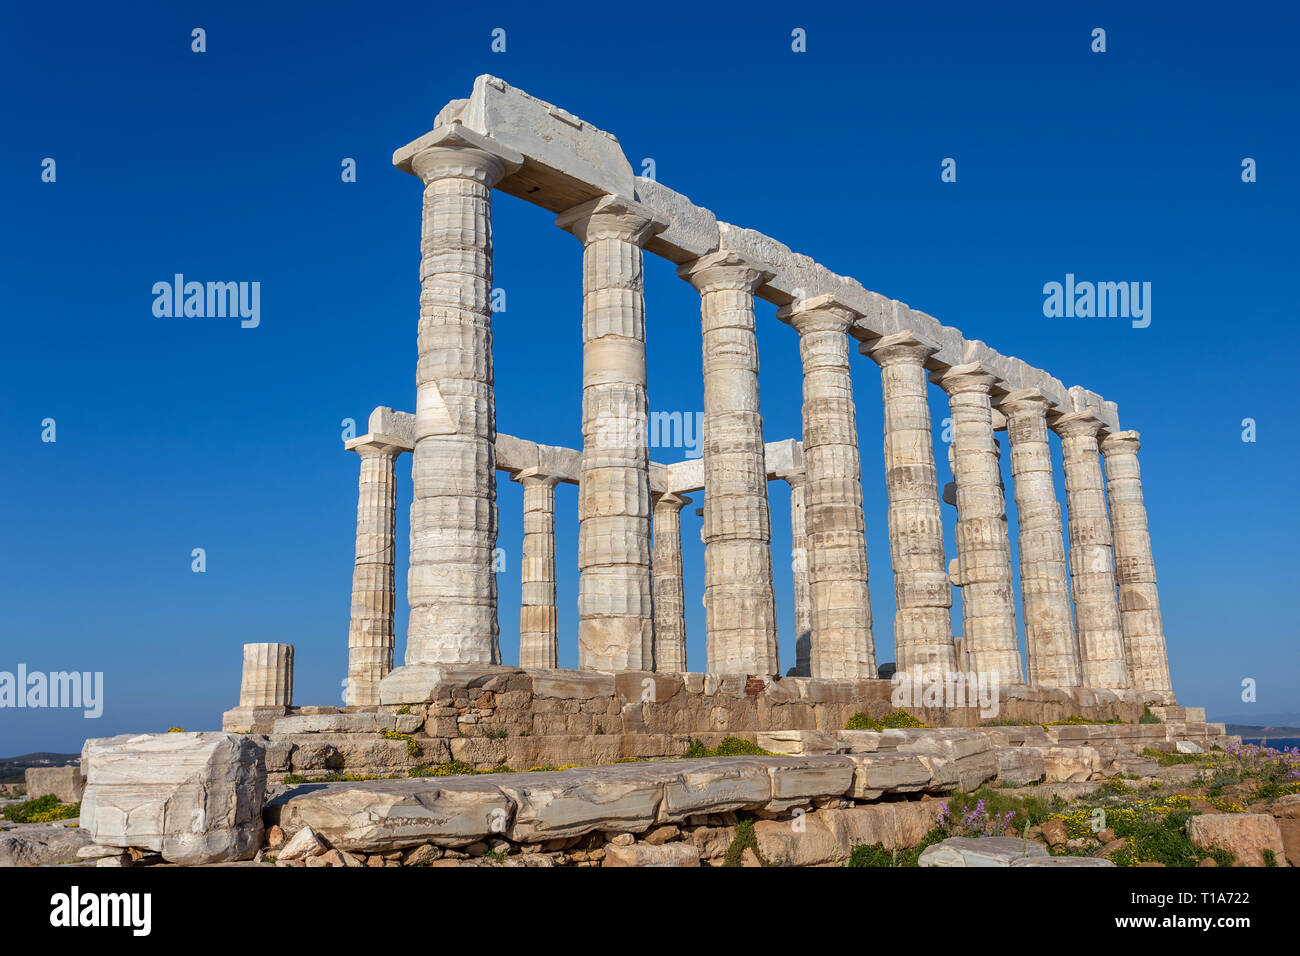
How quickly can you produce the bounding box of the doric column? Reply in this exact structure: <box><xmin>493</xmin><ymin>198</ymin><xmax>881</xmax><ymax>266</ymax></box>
<box><xmin>998</xmin><ymin>391</ymin><xmax>1080</xmax><ymax>688</ymax></box>
<box><xmin>864</xmin><ymin>333</ymin><xmax>956</xmax><ymax>679</ymax></box>
<box><xmin>776</xmin><ymin>295</ymin><xmax>875</xmax><ymax>679</ymax></box>
<box><xmin>679</xmin><ymin>251</ymin><xmax>779</xmax><ymax>675</ymax></box>
<box><xmin>513</xmin><ymin>468</ymin><xmax>560</xmax><ymax>670</ymax></box>
<box><xmin>397</xmin><ymin>127</ymin><xmax>521</xmax><ymax>667</ymax></box>
<box><xmin>239</xmin><ymin>643</ymin><xmax>293</xmax><ymax>708</ymax></box>
<box><xmin>1052</xmin><ymin>411</ymin><xmax>1128</xmax><ymax>688</ymax></box>
<box><xmin>935</xmin><ymin>363</ymin><xmax>1023</xmax><ymax>682</ymax></box>
<box><xmin>651</xmin><ymin>492</ymin><xmax>691</xmax><ymax>673</ymax></box>
<box><xmin>784</xmin><ymin>469</ymin><xmax>813</xmax><ymax>677</ymax></box>
<box><xmin>1101</xmin><ymin>431</ymin><xmax>1173</xmax><ymax>695</ymax></box>
<box><xmin>344</xmin><ymin>437</ymin><xmax>404</xmax><ymax>704</ymax></box>
<box><xmin>557</xmin><ymin>195</ymin><xmax>666</xmax><ymax>672</ymax></box>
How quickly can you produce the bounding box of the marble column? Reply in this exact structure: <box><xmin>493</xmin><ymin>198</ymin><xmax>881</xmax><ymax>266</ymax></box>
<box><xmin>998</xmin><ymin>390</ymin><xmax>1080</xmax><ymax>688</ymax></box>
<box><xmin>400</xmin><ymin>129</ymin><xmax>520</xmax><ymax>667</ymax></box>
<box><xmin>864</xmin><ymin>333</ymin><xmax>956</xmax><ymax>679</ymax></box>
<box><xmin>776</xmin><ymin>295</ymin><xmax>875</xmax><ymax>679</ymax></box>
<box><xmin>784</xmin><ymin>470</ymin><xmax>813</xmax><ymax>677</ymax></box>
<box><xmin>514</xmin><ymin>468</ymin><xmax>560</xmax><ymax>670</ymax></box>
<box><xmin>935</xmin><ymin>363</ymin><xmax>1024</xmax><ymax>682</ymax></box>
<box><xmin>679</xmin><ymin>251</ymin><xmax>779</xmax><ymax>675</ymax></box>
<box><xmin>239</xmin><ymin>643</ymin><xmax>293</xmax><ymax>708</ymax></box>
<box><xmin>1101</xmin><ymin>431</ymin><xmax>1173</xmax><ymax>694</ymax></box>
<box><xmin>651</xmin><ymin>492</ymin><xmax>691</xmax><ymax>673</ymax></box>
<box><xmin>1052</xmin><ymin>411</ymin><xmax>1129</xmax><ymax>688</ymax></box>
<box><xmin>345</xmin><ymin>438</ymin><xmax>404</xmax><ymax>704</ymax></box>
<box><xmin>557</xmin><ymin>195</ymin><xmax>666</xmax><ymax>671</ymax></box>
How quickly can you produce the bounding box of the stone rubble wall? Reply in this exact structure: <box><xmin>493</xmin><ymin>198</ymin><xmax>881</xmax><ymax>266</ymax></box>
<box><xmin>223</xmin><ymin>666</ymin><xmax>1231</xmax><ymax>781</ymax></box>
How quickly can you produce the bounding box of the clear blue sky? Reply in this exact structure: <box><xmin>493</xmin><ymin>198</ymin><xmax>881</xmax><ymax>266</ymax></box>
<box><xmin>2</xmin><ymin>1</ymin><xmax>1296</xmax><ymax>754</ymax></box>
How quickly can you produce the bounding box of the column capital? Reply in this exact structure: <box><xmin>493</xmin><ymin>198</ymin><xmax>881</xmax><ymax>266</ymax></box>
<box><xmin>1101</xmin><ymin>430</ymin><xmax>1142</xmax><ymax>455</ymax></box>
<box><xmin>1051</xmin><ymin>410</ymin><xmax>1106</xmax><ymax>439</ymax></box>
<box><xmin>345</xmin><ymin>434</ymin><xmax>410</xmax><ymax>458</ymax></box>
<box><xmin>677</xmin><ymin>250</ymin><xmax>772</xmax><ymax>294</ymax></box>
<box><xmin>510</xmin><ymin>466</ymin><xmax>561</xmax><ymax>488</ymax></box>
<box><xmin>932</xmin><ymin>361</ymin><xmax>999</xmax><ymax>395</ymax></box>
<box><xmin>394</xmin><ymin>124</ymin><xmax>524</xmax><ymax>187</ymax></box>
<box><xmin>861</xmin><ymin>330</ymin><xmax>940</xmax><ymax>368</ymax></box>
<box><xmin>555</xmin><ymin>194</ymin><xmax>668</xmax><ymax>246</ymax></box>
<box><xmin>775</xmin><ymin>294</ymin><xmax>862</xmax><ymax>334</ymax></box>
<box><xmin>997</xmin><ymin>387</ymin><xmax>1056</xmax><ymax>418</ymax></box>
<box><xmin>774</xmin><ymin>465</ymin><xmax>807</xmax><ymax>489</ymax></box>
<box><xmin>652</xmin><ymin>491</ymin><xmax>693</xmax><ymax>510</ymax></box>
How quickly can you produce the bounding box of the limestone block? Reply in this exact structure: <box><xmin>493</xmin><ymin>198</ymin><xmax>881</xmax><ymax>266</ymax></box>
<box><xmin>24</xmin><ymin>766</ymin><xmax>85</xmax><ymax>804</ymax></box>
<box><xmin>498</xmin><ymin>764</ymin><xmax>665</xmax><ymax>841</ymax></box>
<box><xmin>845</xmin><ymin>753</ymin><xmax>933</xmax><ymax>799</ymax></box>
<box><xmin>269</xmin><ymin>777</ymin><xmax>513</xmax><ymax>852</ymax></box>
<box><xmin>993</xmin><ymin>747</ymin><xmax>1048</xmax><ymax>786</ymax></box>
<box><xmin>1037</xmin><ymin>745</ymin><xmax>1103</xmax><ymax>783</ymax></box>
<box><xmin>918</xmin><ymin>836</ymin><xmax>1050</xmax><ymax>867</ymax></box>
<box><xmin>659</xmin><ymin>759</ymin><xmax>772</xmax><ymax>821</ymax></box>
<box><xmin>837</xmin><ymin>730</ymin><xmax>883</xmax><ymax>753</ymax></box>
<box><xmin>756</xmin><ymin>730</ymin><xmax>847</xmax><ymax>756</ymax></box>
<box><xmin>753</xmin><ymin>814</ymin><xmax>843</xmax><ymax>866</ymax></box>
<box><xmin>763</xmin><ymin>756</ymin><xmax>856</xmax><ymax>811</ymax></box>
<box><xmin>80</xmin><ymin>732</ymin><xmax>266</xmax><ymax>865</ymax></box>
<box><xmin>1010</xmin><ymin>856</ymin><xmax>1116</xmax><ymax>866</ymax></box>
<box><xmin>221</xmin><ymin>705</ymin><xmax>288</xmax><ymax>734</ymax></box>
<box><xmin>272</xmin><ymin>713</ymin><xmax>393</xmax><ymax>735</ymax></box>
<box><xmin>825</xmin><ymin>801</ymin><xmax>944</xmax><ymax>851</ymax></box>
<box><xmin>0</xmin><ymin>825</ymin><xmax>91</xmax><ymax>866</ymax></box>
<box><xmin>602</xmin><ymin>842</ymin><xmax>700</xmax><ymax>867</ymax></box>
<box><xmin>1187</xmin><ymin>814</ymin><xmax>1287</xmax><ymax>867</ymax></box>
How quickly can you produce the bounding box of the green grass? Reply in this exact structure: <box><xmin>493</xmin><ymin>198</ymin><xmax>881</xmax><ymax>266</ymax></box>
<box><xmin>2</xmin><ymin>794</ymin><xmax>80</xmax><ymax>823</ymax></box>
<box><xmin>845</xmin><ymin>709</ymin><xmax>929</xmax><ymax>731</ymax></box>
<box><xmin>682</xmin><ymin>736</ymin><xmax>773</xmax><ymax>758</ymax></box>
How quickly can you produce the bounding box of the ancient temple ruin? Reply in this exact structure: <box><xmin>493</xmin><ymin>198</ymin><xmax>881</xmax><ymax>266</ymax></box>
<box><xmin>229</xmin><ymin>74</ymin><xmax>1175</xmax><ymax>744</ymax></box>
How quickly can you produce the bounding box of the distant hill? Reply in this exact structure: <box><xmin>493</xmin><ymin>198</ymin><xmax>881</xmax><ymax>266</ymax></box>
<box><xmin>0</xmin><ymin>752</ymin><xmax>80</xmax><ymax>784</ymax></box>
<box><xmin>1225</xmin><ymin>725</ymin><xmax>1300</xmax><ymax>739</ymax></box>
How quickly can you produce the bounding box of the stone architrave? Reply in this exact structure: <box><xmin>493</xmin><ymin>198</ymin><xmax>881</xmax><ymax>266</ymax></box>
<box><xmin>864</xmin><ymin>333</ymin><xmax>956</xmax><ymax>679</ymax></box>
<box><xmin>776</xmin><ymin>295</ymin><xmax>875</xmax><ymax>679</ymax></box>
<box><xmin>1101</xmin><ymin>431</ymin><xmax>1172</xmax><ymax>695</ymax></box>
<box><xmin>679</xmin><ymin>251</ymin><xmax>779</xmax><ymax>675</ymax></box>
<box><xmin>557</xmin><ymin>195</ymin><xmax>666</xmax><ymax>671</ymax></box>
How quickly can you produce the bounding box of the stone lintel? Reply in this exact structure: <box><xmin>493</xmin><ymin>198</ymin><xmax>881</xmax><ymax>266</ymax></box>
<box><xmin>344</xmin><ymin>432</ymin><xmax>412</xmax><ymax>455</ymax></box>
<box><xmin>633</xmin><ymin>177</ymin><xmax>720</xmax><ymax>264</ymax></box>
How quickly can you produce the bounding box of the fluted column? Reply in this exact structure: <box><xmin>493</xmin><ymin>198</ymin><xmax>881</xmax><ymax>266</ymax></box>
<box><xmin>785</xmin><ymin>470</ymin><xmax>813</xmax><ymax>677</ymax></box>
<box><xmin>864</xmin><ymin>333</ymin><xmax>956</xmax><ymax>679</ymax></box>
<box><xmin>1101</xmin><ymin>431</ymin><xmax>1172</xmax><ymax>695</ymax></box>
<box><xmin>997</xmin><ymin>391</ymin><xmax>1079</xmax><ymax>687</ymax></box>
<box><xmin>776</xmin><ymin>295</ymin><xmax>875</xmax><ymax>679</ymax></box>
<box><xmin>935</xmin><ymin>363</ymin><xmax>1023</xmax><ymax>682</ymax></box>
<box><xmin>345</xmin><ymin>439</ymin><xmax>403</xmax><ymax>704</ymax></box>
<box><xmin>651</xmin><ymin>492</ymin><xmax>691</xmax><ymax>673</ymax></box>
<box><xmin>680</xmin><ymin>251</ymin><xmax>778</xmax><ymax>675</ymax></box>
<box><xmin>514</xmin><ymin>468</ymin><xmax>560</xmax><ymax>670</ymax></box>
<box><xmin>1053</xmin><ymin>411</ymin><xmax>1128</xmax><ymax>688</ymax></box>
<box><xmin>399</xmin><ymin>129</ymin><xmax>520</xmax><ymax>666</ymax></box>
<box><xmin>557</xmin><ymin>195</ymin><xmax>666</xmax><ymax>671</ymax></box>
<box><xmin>240</xmin><ymin>643</ymin><xmax>293</xmax><ymax>708</ymax></box>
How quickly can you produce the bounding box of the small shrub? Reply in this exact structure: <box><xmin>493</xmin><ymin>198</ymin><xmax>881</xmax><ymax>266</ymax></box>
<box><xmin>395</xmin><ymin>705</ymin><xmax>411</xmax><ymax>716</ymax></box>
<box><xmin>166</xmin><ymin>727</ymin><xmax>186</xmax><ymax>733</ymax></box>
<box><xmin>682</xmin><ymin>736</ymin><xmax>772</xmax><ymax>758</ymax></box>
<box><xmin>1139</xmin><ymin>706</ymin><xmax>1162</xmax><ymax>725</ymax></box>
<box><xmin>845</xmin><ymin>709</ymin><xmax>929</xmax><ymax>732</ymax></box>
<box><xmin>2</xmin><ymin>794</ymin><xmax>80</xmax><ymax>824</ymax></box>
<box><xmin>722</xmin><ymin>818</ymin><xmax>769</xmax><ymax>867</ymax></box>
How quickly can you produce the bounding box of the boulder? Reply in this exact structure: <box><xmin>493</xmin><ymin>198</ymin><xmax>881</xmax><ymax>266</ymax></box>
<box><xmin>80</xmin><ymin>732</ymin><xmax>265</xmax><ymax>865</ymax></box>
<box><xmin>603</xmin><ymin>842</ymin><xmax>700</xmax><ymax>867</ymax></box>
<box><xmin>277</xmin><ymin>825</ymin><xmax>328</xmax><ymax>861</ymax></box>
<box><xmin>1038</xmin><ymin>745</ymin><xmax>1102</xmax><ymax>782</ymax></box>
<box><xmin>1187</xmin><ymin>813</ymin><xmax>1287</xmax><ymax>867</ymax></box>
<box><xmin>1175</xmin><ymin>740</ymin><xmax>1204</xmax><ymax>754</ymax></box>
<box><xmin>993</xmin><ymin>747</ymin><xmax>1047</xmax><ymax>786</ymax></box>
<box><xmin>0</xmin><ymin>825</ymin><xmax>91</xmax><ymax>866</ymax></box>
<box><xmin>918</xmin><ymin>836</ymin><xmax>1050</xmax><ymax>867</ymax></box>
